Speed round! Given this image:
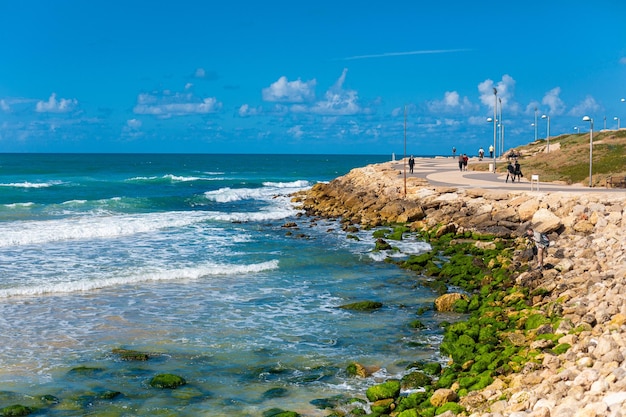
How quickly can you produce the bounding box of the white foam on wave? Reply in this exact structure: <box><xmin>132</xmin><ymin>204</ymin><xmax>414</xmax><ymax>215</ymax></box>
<box><xmin>3</xmin><ymin>202</ymin><xmax>35</xmax><ymax>208</ymax></box>
<box><xmin>127</xmin><ymin>174</ymin><xmax>221</xmax><ymax>183</ymax></box>
<box><xmin>262</xmin><ymin>180</ymin><xmax>311</xmax><ymax>188</ymax></box>
<box><xmin>0</xmin><ymin>181</ymin><xmax>62</xmax><ymax>188</ymax></box>
<box><xmin>0</xmin><ymin>211</ymin><xmax>210</xmax><ymax>247</ymax></box>
<box><xmin>204</xmin><ymin>187</ymin><xmax>268</xmax><ymax>203</ymax></box>
<box><xmin>0</xmin><ymin>260</ymin><xmax>279</xmax><ymax>298</ymax></box>
<box><xmin>204</xmin><ymin>181</ymin><xmax>310</xmax><ymax>203</ymax></box>
<box><xmin>0</xmin><ymin>205</ymin><xmax>297</xmax><ymax>247</ymax></box>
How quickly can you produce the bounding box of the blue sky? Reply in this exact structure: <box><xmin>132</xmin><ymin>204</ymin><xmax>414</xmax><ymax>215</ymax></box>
<box><xmin>0</xmin><ymin>0</ymin><xmax>625</xmax><ymax>154</ymax></box>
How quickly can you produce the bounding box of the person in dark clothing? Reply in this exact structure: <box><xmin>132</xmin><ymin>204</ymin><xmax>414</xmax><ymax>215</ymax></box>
<box><xmin>408</xmin><ymin>156</ymin><xmax>415</xmax><ymax>173</ymax></box>
<box><xmin>506</xmin><ymin>161</ymin><xmax>516</xmax><ymax>183</ymax></box>
<box><xmin>458</xmin><ymin>154</ymin><xmax>464</xmax><ymax>172</ymax></box>
<box><xmin>514</xmin><ymin>160</ymin><xmax>523</xmax><ymax>182</ymax></box>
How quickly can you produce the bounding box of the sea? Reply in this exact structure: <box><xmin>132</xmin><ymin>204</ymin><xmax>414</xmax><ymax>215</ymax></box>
<box><xmin>0</xmin><ymin>153</ymin><xmax>449</xmax><ymax>416</ymax></box>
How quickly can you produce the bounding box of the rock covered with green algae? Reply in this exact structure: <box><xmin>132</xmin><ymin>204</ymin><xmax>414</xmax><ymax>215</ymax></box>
<box><xmin>0</xmin><ymin>404</ymin><xmax>32</xmax><ymax>417</ymax></box>
<box><xmin>149</xmin><ymin>373</ymin><xmax>187</xmax><ymax>389</ymax></box>
<box><xmin>365</xmin><ymin>380</ymin><xmax>401</xmax><ymax>402</ymax></box>
<box><xmin>111</xmin><ymin>347</ymin><xmax>150</xmax><ymax>361</ymax></box>
<box><xmin>338</xmin><ymin>300</ymin><xmax>383</xmax><ymax>311</ymax></box>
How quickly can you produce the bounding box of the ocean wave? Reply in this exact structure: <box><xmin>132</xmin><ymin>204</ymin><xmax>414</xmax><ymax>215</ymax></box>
<box><xmin>204</xmin><ymin>187</ymin><xmax>271</xmax><ymax>202</ymax></box>
<box><xmin>3</xmin><ymin>202</ymin><xmax>35</xmax><ymax>208</ymax></box>
<box><xmin>262</xmin><ymin>180</ymin><xmax>311</xmax><ymax>188</ymax></box>
<box><xmin>0</xmin><ymin>181</ymin><xmax>63</xmax><ymax>188</ymax></box>
<box><xmin>0</xmin><ymin>260</ymin><xmax>279</xmax><ymax>298</ymax></box>
<box><xmin>0</xmin><ymin>211</ymin><xmax>210</xmax><ymax>247</ymax></box>
<box><xmin>126</xmin><ymin>174</ymin><xmax>220</xmax><ymax>183</ymax></box>
<box><xmin>204</xmin><ymin>181</ymin><xmax>310</xmax><ymax>203</ymax></box>
<box><xmin>0</xmin><ymin>207</ymin><xmax>297</xmax><ymax>247</ymax></box>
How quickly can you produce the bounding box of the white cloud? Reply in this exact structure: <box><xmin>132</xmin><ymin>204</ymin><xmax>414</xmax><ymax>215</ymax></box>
<box><xmin>309</xmin><ymin>69</ymin><xmax>361</xmax><ymax>116</ymax></box>
<box><xmin>568</xmin><ymin>96</ymin><xmax>600</xmax><ymax>116</ymax></box>
<box><xmin>238</xmin><ymin>104</ymin><xmax>262</xmax><ymax>117</ymax></box>
<box><xmin>126</xmin><ymin>119</ymin><xmax>142</xmax><ymax>129</ymax></box>
<box><xmin>195</xmin><ymin>68</ymin><xmax>206</xmax><ymax>78</ymax></box>
<box><xmin>427</xmin><ymin>91</ymin><xmax>477</xmax><ymax>113</ymax></box>
<box><xmin>133</xmin><ymin>89</ymin><xmax>222</xmax><ymax>117</ymax></box>
<box><xmin>35</xmin><ymin>93</ymin><xmax>78</xmax><ymax>113</ymax></box>
<box><xmin>262</xmin><ymin>76</ymin><xmax>316</xmax><ymax>103</ymax></box>
<box><xmin>478</xmin><ymin>75</ymin><xmax>516</xmax><ymax>111</ymax></box>
<box><xmin>288</xmin><ymin>125</ymin><xmax>304</xmax><ymax>138</ymax></box>
<box><xmin>620</xmin><ymin>57</ymin><xmax>626</xmax><ymax>65</ymax></box>
<box><xmin>122</xmin><ymin>118</ymin><xmax>143</xmax><ymax>138</ymax></box>
<box><xmin>0</xmin><ymin>99</ymin><xmax>9</xmax><ymax>112</ymax></box>
<box><xmin>541</xmin><ymin>87</ymin><xmax>566</xmax><ymax>115</ymax></box>
<box><xmin>524</xmin><ymin>101</ymin><xmax>541</xmax><ymax>115</ymax></box>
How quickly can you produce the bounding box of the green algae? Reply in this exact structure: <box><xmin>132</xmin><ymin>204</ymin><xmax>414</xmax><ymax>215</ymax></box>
<box><xmin>338</xmin><ymin>300</ymin><xmax>383</xmax><ymax>311</ymax></box>
<box><xmin>1</xmin><ymin>405</ymin><xmax>33</xmax><ymax>416</ymax></box>
<box><xmin>149</xmin><ymin>374</ymin><xmax>186</xmax><ymax>389</ymax></box>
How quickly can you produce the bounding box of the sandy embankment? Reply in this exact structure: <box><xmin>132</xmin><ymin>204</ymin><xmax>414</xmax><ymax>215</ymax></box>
<box><xmin>296</xmin><ymin>161</ymin><xmax>626</xmax><ymax>416</ymax></box>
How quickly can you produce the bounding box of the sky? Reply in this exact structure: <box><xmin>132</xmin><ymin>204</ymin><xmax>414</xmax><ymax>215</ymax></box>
<box><xmin>0</xmin><ymin>0</ymin><xmax>625</xmax><ymax>155</ymax></box>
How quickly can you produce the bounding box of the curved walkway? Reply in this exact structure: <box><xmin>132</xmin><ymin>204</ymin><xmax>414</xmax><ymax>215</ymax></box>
<box><xmin>393</xmin><ymin>157</ymin><xmax>626</xmax><ymax>194</ymax></box>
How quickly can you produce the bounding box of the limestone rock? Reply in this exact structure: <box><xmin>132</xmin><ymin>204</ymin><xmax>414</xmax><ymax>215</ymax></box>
<box><xmin>430</xmin><ymin>388</ymin><xmax>459</xmax><ymax>407</ymax></box>
<box><xmin>434</xmin><ymin>293</ymin><xmax>467</xmax><ymax>312</ymax></box>
<box><xmin>531</xmin><ymin>208</ymin><xmax>562</xmax><ymax>233</ymax></box>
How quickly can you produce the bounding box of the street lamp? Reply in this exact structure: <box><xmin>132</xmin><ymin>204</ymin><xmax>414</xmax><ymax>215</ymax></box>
<box><xmin>615</xmin><ymin>116</ymin><xmax>621</xmax><ymax>130</ymax></box>
<box><xmin>499</xmin><ymin>97</ymin><xmax>503</xmax><ymax>157</ymax></box>
<box><xmin>583</xmin><ymin>116</ymin><xmax>593</xmax><ymax>187</ymax></box>
<box><xmin>492</xmin><ymin>88</ymin><xmax>497</xmax><ymax>171</ymax></box>
<box><xmin>541</xmin><ymin>114</ymin><xmax>550</xmax><ymax>152</ymax></box>
<box><xmin>534</xmin><ymin>107</ymin><xmax>538</xmax><ymax>142</ymax></box>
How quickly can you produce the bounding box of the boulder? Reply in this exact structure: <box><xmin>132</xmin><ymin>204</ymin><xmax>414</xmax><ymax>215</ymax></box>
<box><xmin>531</xmin><ymin>208</ymin><xmax>562</xmax><ymax>233</ymax></box>
<box><xmin>430</xmin><ymin>388</ymin><xmax>459</xmax><ymax>407</ymax></box>
<box><xmin>434</xmin><ymin>293</ymin><xmax>467</xmax><ymax>312</ymax></box>
<box><xmin>365</xmin><ymin>380</ymin><xmax>401</xmax><ymax>402</ymax></box>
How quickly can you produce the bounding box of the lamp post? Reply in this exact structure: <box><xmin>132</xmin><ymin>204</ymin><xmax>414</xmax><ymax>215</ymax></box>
<box><xmin>615</xmin><ymin>117</ymin><xmax>621</xmax><ymax>130</ymax></box>
<box><xmin>492</xmin><ymin>88</ymin><xmax>497</xmax><ymax>171</ymax></box>
<box><xmin>500</xmin><ymin>122</ymin><xmax>504</xmax><ymax>157</ymax></box>
<box><xmin>534</xmin><ymin>107</ymin><xmax>538</xmax><ymax>142</ymax></box>
<box><xmin>499</xmin><ymin>97</ymin><xmax>503</xmax><ymax>157</ymax></box>
<box><xmin>403</xmin><ymin>105</ymin><xmax>407</xmax><ymax>197</ymax></box>
<box><xmin>541</xmin><ymin>114</ymin><xmax>550</xmax><ymax>152</ymax></box>
<box><xmin>583</xmin><ymin>116</ymin><xmax>593</xmax><ymax>187</ymax></box>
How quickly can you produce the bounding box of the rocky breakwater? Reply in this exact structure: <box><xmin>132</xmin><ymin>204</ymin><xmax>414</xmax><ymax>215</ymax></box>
<box><xmin>296</xmin><ymin>161</ymin><xmax>626</xmax><ymax>417</ymax></box>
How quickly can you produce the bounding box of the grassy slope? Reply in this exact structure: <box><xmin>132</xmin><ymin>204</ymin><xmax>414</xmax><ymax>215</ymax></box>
<box><xmin>473</xmin><ymin>129</ymin><xmax>626</xmax><ymax>186</ymax></box>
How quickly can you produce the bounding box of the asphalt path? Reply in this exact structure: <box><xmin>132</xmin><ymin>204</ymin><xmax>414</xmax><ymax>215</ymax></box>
<box><xmin>394</xmin><ymin>157</ymin><xmax>626</xmax><ymax>194</ymax></box>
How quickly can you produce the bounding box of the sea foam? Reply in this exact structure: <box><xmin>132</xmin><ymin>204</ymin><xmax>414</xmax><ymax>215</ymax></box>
<box><xmin>0</xmin><ymin>260</ymin><xmax>279</xmax><ymax>298</ymax></box>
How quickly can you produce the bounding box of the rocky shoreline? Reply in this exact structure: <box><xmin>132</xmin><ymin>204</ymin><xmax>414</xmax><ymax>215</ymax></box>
<box><xmin>295</xmin><ymin>161</ymin><xmax>626</xmax><ymax>417</ymax></box>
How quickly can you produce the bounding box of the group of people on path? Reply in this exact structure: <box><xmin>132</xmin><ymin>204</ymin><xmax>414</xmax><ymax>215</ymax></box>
<box><xmin>506</xmin><ymin>160</ymin><xmax>523</xmax><ymax>183</ymax></box>
<box><xmin>457</xmin><ymin>153</ymin><xmax>469</xmax><ymax>171</ymax></box>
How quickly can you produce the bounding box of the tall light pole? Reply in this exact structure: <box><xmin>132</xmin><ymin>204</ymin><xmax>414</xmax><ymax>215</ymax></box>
<box><xmin>615</xmin><ymin>116</ymin><xmax>621</xmax><ymax>130</ymax></box>
<box><xmin>403</xmin><ymin>105</ymin><xmax>407</xmax><ymax>197</ymax></box>
<box><xmin>583</xmin><ymin>116</ymin><xmax>593</xmax><ymax>187</ymax></box>
<box><xmin>534</xmin><ymin>107</ymin><xmax>538</xmax><ymax>142</ymax></box>
<box><xmin>492</xmin><ymin>88</ymin><xmax>497</xmax><ymax>171</ymax></box>
<box><xmin>499</xmin><ymin>97</ymin><xmax>503</xmax><ymax>157</ymax></box>
<box><xmin>541</xmin><ymin>114</ymin><xmax>550</xmax><ymax>153</ymax></box>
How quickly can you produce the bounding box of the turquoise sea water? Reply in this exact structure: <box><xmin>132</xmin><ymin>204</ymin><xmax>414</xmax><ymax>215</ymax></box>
<box><xmin>0</xmin><ymin>154</ymin><xmax>447</xmax><ymax>416</ymax></box>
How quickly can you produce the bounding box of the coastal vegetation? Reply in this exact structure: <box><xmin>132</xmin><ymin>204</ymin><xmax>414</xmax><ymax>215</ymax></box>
<box><xmin>474</xmin><ymin>128</ymin><xmax>626</xmax><ymax>187</ymax></box>
<box><xmin>308</xmin><ymin>225</ymin><xmax>569</xmax><ymax>416</ymax></box>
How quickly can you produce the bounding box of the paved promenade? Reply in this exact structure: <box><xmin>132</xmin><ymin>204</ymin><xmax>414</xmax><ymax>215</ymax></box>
<box><xmin>393</xmin><ymin>157</ymin><xmax>626</xmax><ymax>194</ymax></box>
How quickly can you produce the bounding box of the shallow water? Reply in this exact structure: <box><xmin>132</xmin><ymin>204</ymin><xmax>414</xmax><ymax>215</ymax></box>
<box><xmin>0</xmin><ymin>154</ymin><xmax>451</xmax><ymax>415</ymax></box>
